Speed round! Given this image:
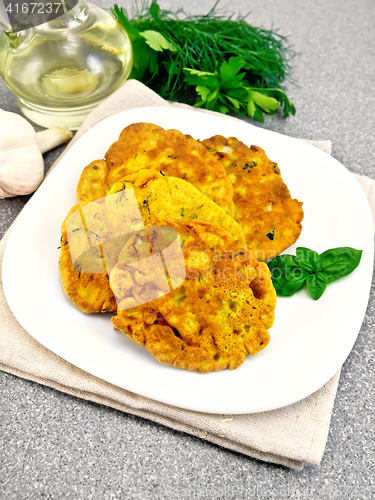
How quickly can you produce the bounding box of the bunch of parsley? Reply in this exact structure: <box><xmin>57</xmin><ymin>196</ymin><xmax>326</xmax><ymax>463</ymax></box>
<box><xmin>112</xmin><ymin>1</ymin><xmax>296</xmax><ymax>122</ymax></box>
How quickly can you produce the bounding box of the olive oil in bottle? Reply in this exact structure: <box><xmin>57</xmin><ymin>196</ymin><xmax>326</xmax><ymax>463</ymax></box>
<box><xmin>0</xmin><ymin>0</ymin><xmax>133</xmax><ymax>129</ymax></box>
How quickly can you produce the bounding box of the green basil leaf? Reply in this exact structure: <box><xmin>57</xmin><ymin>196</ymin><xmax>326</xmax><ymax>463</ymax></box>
<box><xmin>273</xmin><ymin>254</ymin><xmax>300</xmax><ymax>268</ymax></box>
<box><xmin>271</xmin><ymin>269</ymin><xmax>307</xmax><ymax>297</ymax></box>
<box><xmin>320</xmin><ymin>247</ymin><xmax>363</xmax><ymax>283</ymax></box>
<box><xmin>268</xmin><ymin>254</ymin><xmax>301</xmax><ymax>272</ymax></box>
<box><xmin>306</xmin><ymin>272</ymin><xmax>328</xmax><ymax>300</ymax></box>
<box><xmin>296</xmin><ymin>247</ymin><xmax>323</xmax><ymax>272</ymax></box>
<box><xmin>268</xmin><ymin>255</ymin><xmax>307</xmax><ymax>296</ymax></box>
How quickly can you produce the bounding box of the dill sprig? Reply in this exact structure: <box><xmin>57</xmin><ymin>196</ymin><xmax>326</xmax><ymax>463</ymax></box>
<box><xmin>112</xmin><ymin>1</ymin><xmax>296</xmax><ymax>121</ymax></box>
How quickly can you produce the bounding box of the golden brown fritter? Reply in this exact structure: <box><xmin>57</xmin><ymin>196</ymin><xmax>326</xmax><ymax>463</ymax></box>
<box><xmin>201</xmin><ymin>135</ymin><xmax>304</xmax><ymax>261</ymax></box>
<box><xmin>76</xmin><ymin>159</ymin><xmax>109</xmax><ymax>205</ymax></box>
<box><xmin>77</xmin><ymin>122</ymin><xmax>235</xmax><ymax>215</ymax></box>
<box><xmin>108</xmin><ymin>169</ymin><xmax>245</xmax><ymax>245</ymax></box>
<box><xmin>59</xmin><ymin>205</ymin><xmax>117</xmax><ymax>314</ymax></box>
<box><xmin>111</xmin><ymin>218</ymin><xmax>276</xmax><ymax>373</ymax></box>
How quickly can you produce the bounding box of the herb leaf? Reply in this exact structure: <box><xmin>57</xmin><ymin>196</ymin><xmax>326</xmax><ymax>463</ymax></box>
<box><xmin>149</xmin><ymin>1</ymin><xmax>162</xmax><ymax>22</ymax></box>
<box><xmin>195</xmin><ymin>85</ymin><xmax>211</xmax><ymax>102</ymax></box>
<box><xmin>139</xmin><ymin>30</ymin><xmax>176</xmax><ymax>52</ymax></box>
<box><xmin>130</xmin><ymin>38</ymin><xmax>157</xmax><ymax>79</ymax></box>
<box><xmin>184</xmin><ymin>57</ymin><xmax>291</xmax><ymax>121</ymax></box>
<box><xmin>267</xmin><ymin>246</ymin><xmax>362</xmax><ymax>301</ymax></box>
<box><xmin>296</xmin><ymin>247</ymin><xmax>322</xmax><ymax>272</ymax></box>
<box><xmin>248</xmin><ymin>90</ymin><xmax>280</xmax><ymax>113</ymax></box>
<box><xmin>112</xmin><ymin>2</ymin><xmax>295</xmax><ymax>121</ymax></box>
<box><xmin>219</xmin><ymin>56</ymin><xmax>246</xmax><ymax>83</ymax></box>
<box><xmin>320</xmin><ymin>247</ymin><xmax>363</xmax><ymax>283</ymax></box>
<box><xmin>306</xmin><ymin>272</ymin><xmax>328</xmax><ymax>300</ymax></box>
<box><xmin>111</xmin><ymin>4</ymin><xmax>139</xmax><ymax>38</ymax></box>
<box><xmin>183</xmin><ymin>68</ymin><xmax>219</xmax><ymax>88</ymax></box>
<box><xmin>247</xmin><ymin>98</ymin><xmax>264</xmax><ymax>122</ymax></box>
<box><xmin>268</xmin><ymin>254</ymin><xmax>307</xmax><ymax>296</ymax></box>
<box><xmin>252</xmin><ymin>88</ymin><xmax>296</xmax><ymax>117</ymax></box>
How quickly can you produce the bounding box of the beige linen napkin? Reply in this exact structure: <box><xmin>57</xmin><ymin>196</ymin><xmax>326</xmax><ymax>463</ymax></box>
<box><xmin>1</xmin><ymin>80</ymin><xmax>373</xmax><ymax>471</ymax></box>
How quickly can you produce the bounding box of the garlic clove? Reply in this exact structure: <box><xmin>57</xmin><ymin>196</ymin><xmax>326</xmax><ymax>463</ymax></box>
<box><xmin>0</xmin><ymin>174</ymin><xmax>13</xmax><ymax>197</ymax></box>
<box><xmin>36</xmin><ymin>127</ymin><xmax>73</xmax><ymax>154</ymax></box>
<box><xmin>0</xmin><ymin>109</ymin><xmax>44</xmax><ymax>198</ymax></box>
<box><xmin>0</xmin><ymin>109</ymin><xmax>72</xmax><ymax>198</ymax></box>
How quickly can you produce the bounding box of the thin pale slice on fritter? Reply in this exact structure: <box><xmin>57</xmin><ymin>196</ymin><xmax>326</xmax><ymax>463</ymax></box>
<box><xmin>77</xmin><ymin>122</ymin><xmax>235</xmax><ymax>215</ymax></box>
<box><xmin>108</xmin><ymin>169</ymin><xmax>245</xmax><ymax>245</ymax></box>
<box><xmin>59</xmin><ymin>189</ymin><xmax>144</xmax><ymax>313</ymax></box>
<box><xmin>111</xmin><ymin>218</ymin><xmax>276</xmax><ymax>373</ymax></box>
<box><xmin>59</xmin><ymin>205</ymin><xmax>117</xmax><ymax>314</ymax></box>
<box><xmin>201</xmin><ymin>136</ymin><xmax>304</xmax><ymax>261</ymax></box>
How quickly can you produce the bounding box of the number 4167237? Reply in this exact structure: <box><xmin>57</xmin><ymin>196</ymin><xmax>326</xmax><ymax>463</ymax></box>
<box><xmin>5</xmin><ymin>2</ymin><xmax>63</xmax><ymax>14</ymax></box>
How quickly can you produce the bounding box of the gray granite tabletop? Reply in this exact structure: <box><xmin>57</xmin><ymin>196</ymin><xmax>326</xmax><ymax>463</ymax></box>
<box><xmin>1</xmin><ymin>0</ymin><xmax>374</xmax><ymax>498</ymax></box>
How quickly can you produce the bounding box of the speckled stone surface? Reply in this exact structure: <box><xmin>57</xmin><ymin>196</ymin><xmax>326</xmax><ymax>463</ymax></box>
<box><xmin>1</xmin><ymin>0</ymin><xmax>375</xmax><ymax>498</ymax></box>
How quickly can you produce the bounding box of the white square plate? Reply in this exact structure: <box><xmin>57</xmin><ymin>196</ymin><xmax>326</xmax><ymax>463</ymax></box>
<box><xmin>2</xmin><ymin>106</ymin><xmax>373</xmax><ymax>413</ymax></box>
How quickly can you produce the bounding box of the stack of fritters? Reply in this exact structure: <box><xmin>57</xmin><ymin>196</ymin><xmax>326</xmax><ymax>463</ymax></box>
<box><xmin>60</xmin><ymin>122</ymin><xmax>303</xmax><ymax>372</ymax></box>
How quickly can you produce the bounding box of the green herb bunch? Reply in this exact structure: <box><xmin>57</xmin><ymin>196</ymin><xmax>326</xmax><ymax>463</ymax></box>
<box><xmin>112</xmin><ymin>1</ymin><xmax>295</xmax><ymax>122</ymax></box>
<box><xmin>267</xmin><ymin>247</ymin><xmax>362</xmax><ymax>300</ymax></box>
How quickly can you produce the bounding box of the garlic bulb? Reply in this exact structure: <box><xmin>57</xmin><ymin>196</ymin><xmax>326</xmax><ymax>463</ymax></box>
<box><xmin>0</xmin><ymin>110</ymin><xmax>73</xmax><ymax>198</ymax></box>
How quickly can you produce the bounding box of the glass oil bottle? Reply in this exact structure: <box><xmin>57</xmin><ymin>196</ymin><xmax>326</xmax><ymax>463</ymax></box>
<box><xmin>0</xmin><ymin>0</ymin><xmax>133</xmax><ymax>129</ymax></box>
